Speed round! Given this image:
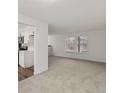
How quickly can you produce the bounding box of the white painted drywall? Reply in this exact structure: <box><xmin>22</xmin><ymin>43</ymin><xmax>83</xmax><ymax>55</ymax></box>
<box><xmin>34</xmin><ymin>26</ymin><xmax>48</xmax><ymax>74</ymax></box>
<box><xmin>19</xmin><ymin>13</ymin><xmax>48</xmax><ymax>74</ymax></box>
<box><xmin>48</xmin><ymin>30</ymin><xmax>106</xmax><ymax>63</ymax></box>
<box><xmin>19</xmin><ymin>0</ymin><xmax>106</xmax><ymax>33</ymax></box>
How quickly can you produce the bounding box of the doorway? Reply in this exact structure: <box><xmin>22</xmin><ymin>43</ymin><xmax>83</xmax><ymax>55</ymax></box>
<box><xmin>18</xmin><ymin>22</ymin><xmax>35</xmax><ymax>81</ymax></box>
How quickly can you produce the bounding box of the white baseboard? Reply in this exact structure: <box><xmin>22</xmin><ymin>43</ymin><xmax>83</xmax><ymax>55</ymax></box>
<box><xmin>50</xmin><ymin>55</ymin><xmax>106</xmax><ymax>63</ymax></box>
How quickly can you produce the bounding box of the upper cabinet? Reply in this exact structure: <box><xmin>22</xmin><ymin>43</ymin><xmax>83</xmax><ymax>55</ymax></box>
<box><xmin>19</xmin><ymin>26</ymin><xmax>35</xmax><ymax>44</ymax></box>
<box><xmin>18</xmin><ymin>32</ymin><xmax>29</xmax><ymax>43</ymax></box>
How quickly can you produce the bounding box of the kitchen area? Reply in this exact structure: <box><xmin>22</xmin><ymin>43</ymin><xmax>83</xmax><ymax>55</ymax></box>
<box><xmin>18</xmin><ymin>23</ymin><xmax>35</xmax><ymax>81</ymax></box>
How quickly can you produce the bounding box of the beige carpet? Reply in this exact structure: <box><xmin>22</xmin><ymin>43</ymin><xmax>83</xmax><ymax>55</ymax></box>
<box><xmin>19</xmin><ymin>56</ymin><xmax>106</xmax><ymax>93</ymax></box>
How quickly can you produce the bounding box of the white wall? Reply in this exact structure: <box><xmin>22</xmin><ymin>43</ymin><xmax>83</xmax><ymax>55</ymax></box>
<box><xmin>48</xmin><ymin>30</ymin><xmax>106</xmax><ymax>63</ymax></box>
<box><xmin>19</xmin><ymin>13</ymin><xmax>48</xmax><ymax>75</ymax></box>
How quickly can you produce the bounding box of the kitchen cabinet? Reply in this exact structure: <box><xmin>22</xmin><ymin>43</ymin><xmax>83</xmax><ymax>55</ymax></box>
<box><xmin>19</xmin><ymin>51</ymin><xmax>25</xmax><ymax>67</ymax></box>
<box><xmin>19</xmin><ymin>51</ymin><xmax>34</xmax><ymax>68</ymax></box>
<box><xmin>18</xmin><ymin>32</ymin><xmax>29</xmax><ymax>43</ymax></box>
<box><xmin>19</xmin><ymin>32</ymin><xmax>34</xmax><ymax>44</ymax></box>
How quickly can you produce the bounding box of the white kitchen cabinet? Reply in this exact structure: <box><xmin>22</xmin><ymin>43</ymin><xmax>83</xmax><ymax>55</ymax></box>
<box><xmin>25</xmin><ymin>51</ymin><xmax>34</xmax><ymax>67</ymax></box>
<box><xmin>19</xmin><ymin>51</ymin><xmax>25</xmax><ymax>67</ymax></box>
<box><xmin>19</xmin><ymin>26</ymin><xmax>35</xmax><ymax>44</ymax></box>
<box><xmin>18</xmin><ymin>32</ymin><xmax>29</xmax><ymax>43</ymax></box>
<box><xmin>19</xmin><ymin>51</ymin><xmax>34</xmax><ymax>68</ymax></box>
<box><xmin>23</xmin><ymin>32</ymin><xmax>34</xmax><ymax>43</ymax></box>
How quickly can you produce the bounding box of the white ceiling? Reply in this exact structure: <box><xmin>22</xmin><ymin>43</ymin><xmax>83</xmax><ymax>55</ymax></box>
<box><xmin>18</xmin><ymin>23</ymin><xmax>27</xmax><ymax>29</ymax></box>
<box><xmin>19</xmin><ymin>0</ymin><xmax>106</xmax><ymax>33</ymax></box>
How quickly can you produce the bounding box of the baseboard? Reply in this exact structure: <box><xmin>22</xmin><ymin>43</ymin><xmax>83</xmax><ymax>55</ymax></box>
<box><xmin>50</xmin><ymin>55</ymin><xmax>106</xmax><ymax>63</ymax></box>
<box><xmin>34</xmin><ymin>67</ymin><xmax>48</xmax><ymax>75</ymax></box>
